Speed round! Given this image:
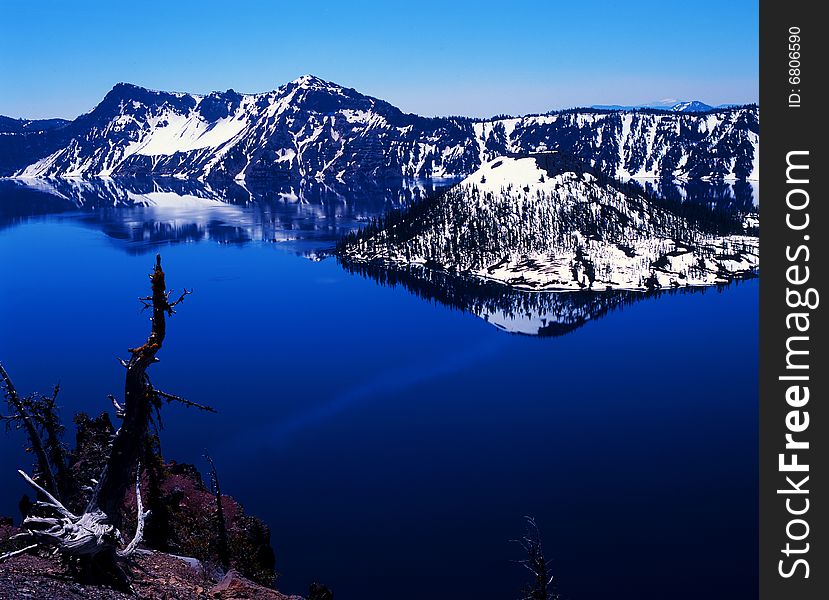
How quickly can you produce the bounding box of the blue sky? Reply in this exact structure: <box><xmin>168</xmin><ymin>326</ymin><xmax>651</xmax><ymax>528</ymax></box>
<box><xmin>0</xmin><ymin>0</ymin><xmax>758</xmax><ymax>120</ymax></box>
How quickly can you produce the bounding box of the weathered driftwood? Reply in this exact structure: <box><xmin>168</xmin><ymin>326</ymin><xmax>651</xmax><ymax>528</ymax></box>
<box><xmin>0</xmin><ymin>255</ymin><xmax>203</xmax><ymax>579</ymax></box>
<box><xmin>7</xmin><ymin>468</ymin><xmax>145</xmax><ymax>559</ymax></box>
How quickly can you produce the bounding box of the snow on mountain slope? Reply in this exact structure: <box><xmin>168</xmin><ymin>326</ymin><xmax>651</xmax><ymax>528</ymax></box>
<box><xmin>339</xmin><ymin>154</ymin><xmax>758</xmax><ymax>291</ymax></box>
<box><xmin>4</xmin><ymin>76</ymin><xmax>758</xmax><ymax>182</ymax></box>
<box><xmin>591</xmin><ymin>99</ymin><xmax>715</xmax><ymax>112</ymax></box>
<box><xmin>669</xmin><ymin>100</ymin><xmax>714</xmax><ymax>112</ymax></box>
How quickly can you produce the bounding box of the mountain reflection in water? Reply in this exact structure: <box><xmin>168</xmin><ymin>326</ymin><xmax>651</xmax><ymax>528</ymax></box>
<box><xmin>340</xmin><ymin>260</ymin><xmax>754</xmax><ymax>337</ymax></box>
<box><xmin>0</xmin><ymin>176</ymin><xmax>757</xmax><ymax>336</ymax></box>
<box><xmin>0</xmin><ymin>176</ymin><xmax>456</xmax><ymax>251</ymax></box>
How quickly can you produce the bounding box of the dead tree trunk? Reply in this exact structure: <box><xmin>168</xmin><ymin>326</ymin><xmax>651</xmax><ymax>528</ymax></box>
<box><xmin>205</xmin><ymin>452</ymin><xmax>230</xmax><ymax>570</ymax></box>
<box><xmin>36</xmin><ymin>383</ymin><xmax>72</xmax><ymax>500</ymax></box>
<box><xmin>95</xmin><ymin>254</ymin><xmax>189</xmax><ymax>522</ymax></box>
<box><xmin>0</xmin><ymin>254</ymin><xmax>204</xmax><ymax>585</ymax></box>
<box><xmin>0</xmin><ymin>364</ymin><xmax>59</xmax><ymax>498</ymax></box>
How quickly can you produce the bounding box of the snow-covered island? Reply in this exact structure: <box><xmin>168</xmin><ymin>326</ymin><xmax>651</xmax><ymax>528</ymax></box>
<box><xmin>338</xmin><ymin>153</ymin><xmax>759</xmax><ymax>291</ymax></box>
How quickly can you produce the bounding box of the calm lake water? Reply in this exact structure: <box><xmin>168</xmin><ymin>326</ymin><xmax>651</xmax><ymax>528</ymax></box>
<box><xmin>0</xmin><ymin>179</ymin><xmax>758</xmax><ymax>600</ymax></box>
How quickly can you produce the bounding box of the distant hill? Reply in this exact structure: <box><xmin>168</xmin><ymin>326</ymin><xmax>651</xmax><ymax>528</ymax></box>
<box><xmin>339</xmin><ymin>153</ymin><xmax>758</xmax><ymax>291</ymax></box>
<box><xmin>0</xmin><ymin>115</ymin><xmax>69</xmax><ymax>133</ymax></box>
<box><xmin>590</xmin><ymin>99</ymin><xmax>717</xmax><ymax>112</ymax></box>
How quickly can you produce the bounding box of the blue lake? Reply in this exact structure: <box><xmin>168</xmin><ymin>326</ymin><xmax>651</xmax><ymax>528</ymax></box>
<box><xmin>0</xmin><ymin>179</ymin><xmax>757</xmax><ymax>599</ymax></box>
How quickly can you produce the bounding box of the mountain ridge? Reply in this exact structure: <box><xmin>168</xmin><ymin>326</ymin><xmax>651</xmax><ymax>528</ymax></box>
<box><xmin>0</xmin><ymin>75</ymin><xmax>759</xmax><ymax>182</ymax></box>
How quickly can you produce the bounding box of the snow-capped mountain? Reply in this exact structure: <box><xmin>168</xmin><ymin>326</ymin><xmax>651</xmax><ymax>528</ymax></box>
<box><xmin>338</xmin><ymin>153</ymin><xmax>758</xmax><ymax>291</ymax></box>
<box><xmin>667</xmin><ymin>100</ymin><xmax>714</xmax><ymax>112</ymax></box>
<box><xmin>1</xmin><ymin>76</ymin><xmax>758</xmax><ymax>182</ymax></box>
<box><xmin>591</xmin><ymin>100</ymin><xmax>715</xmax><ymax>112</ymax></box>
<box><xmin>644</xmin><ymin>99</ymin><xmax>716</xmax><ymax>112</ymax></box>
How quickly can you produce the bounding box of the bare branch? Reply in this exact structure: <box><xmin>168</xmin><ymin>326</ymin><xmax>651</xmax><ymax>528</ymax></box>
<box><xmin>168</xmin><ymin>288</ymin><xmax>193</xmax><ymax>310</ymax></box>
<box><xmin>84</xmin><ymin>464</ymin><xmax>108</xmax><ymax>514</ymax></box>
<box><xmin>108</xmin><ymin>395</ymin><xmax>126</xmax><ymax>419</ymax></box>
<box><xmin>117</xmin><ymin>464</ymin><xmax>150</xmax><ymax>558</ymax></box>
<box><xmin>0</xmin><ymin>544</ymin><xmax>39</xmax><ymax>563</ymax></box>
<box><xmin>17</xmin><ymin>470</ymin><xmax>76</xmax><ymax>520</ymax></box>
<box><xmin>154</xmin><ymin>389</ymin><xmax>216</xmax><ymax>413</ymax></box>
<box><xmin>0</xmin><ymin>363</ymin><xmax>20</xmax><ymax>403</ymax></box>
<box><xmin>1</xmin><ymin>363</ymin><xmax>59</xmax><ymax>498</ymax></box>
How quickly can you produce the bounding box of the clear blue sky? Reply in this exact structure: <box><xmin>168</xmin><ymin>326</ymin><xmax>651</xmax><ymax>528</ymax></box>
<box><xmin>0</xmin><ymin>0</ymin><xmax>758</xmax><ymax>120</ymax></box>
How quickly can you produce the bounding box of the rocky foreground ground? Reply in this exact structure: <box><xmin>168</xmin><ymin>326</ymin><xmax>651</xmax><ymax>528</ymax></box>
<box><xmin>0</xmin><ymin>553</ymin><xmax>297</xmax><ymax>600</ymax></box>
<box><xmin>0</xmin><ymin>442</ymin><xmax>313</xmax><ymax>600</ymax></box>
<box><xmin>0</xmin><ymin>519</ymin><xmax>302</xmax><ymax>600</ymax></box>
